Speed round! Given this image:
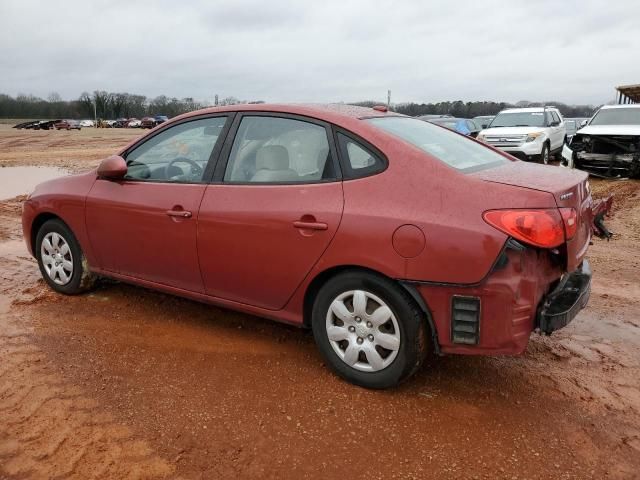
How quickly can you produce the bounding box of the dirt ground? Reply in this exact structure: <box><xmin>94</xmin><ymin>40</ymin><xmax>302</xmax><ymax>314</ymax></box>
<box><xmin>0</xmin><ymin>124</ymin><xmax>639</xmax><ymax>479</ymax></box>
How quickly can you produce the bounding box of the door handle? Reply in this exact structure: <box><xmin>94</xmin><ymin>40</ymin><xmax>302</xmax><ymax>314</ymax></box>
<box><xmin>166</xmin><ymin>209</ymin><xmax>192</xmax><ymax>218</ymax></box>
<box><xmin>293</xmin><ymin>220</ymin><xmax>328</xmax><ymax>231</ymax></box>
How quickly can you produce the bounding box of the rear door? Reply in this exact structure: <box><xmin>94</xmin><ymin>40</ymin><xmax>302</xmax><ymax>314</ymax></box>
<box><xmin>86</xmin><ymin>115</ymin><xmax>231</xmax><ymax>292</ymax></box>
<box><xmin>197</xmin><ymin>113</ymin><xmax>344</xmax><ymax>310</ymax></box>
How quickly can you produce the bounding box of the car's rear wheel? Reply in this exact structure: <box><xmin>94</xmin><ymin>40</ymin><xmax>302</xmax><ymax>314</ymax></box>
<box><xmin>312</xmin><ymin>271</ymin><xmax>428</xmax><ymax>389</ymax></box>
<box><xmin>36</xmin><ymin>219</ymin><xmax>96</xmax><ymax>295</ymax></box>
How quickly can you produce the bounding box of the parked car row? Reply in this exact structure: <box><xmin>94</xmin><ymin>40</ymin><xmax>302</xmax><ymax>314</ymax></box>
<box><xmin>13</xmin><ymin>119</ymin><xmax>82</xmax><ymax>130</ymax></box>
<box><xmin>421</xmin><ymin>103</ymin><xmax>640</xmax><ymax>179</ymax></box>
<box><xmin>13</xmin><ymin>116</ymin><xmax>170</xmax><ymax>130</ymax></box>
<box><xmin>421</xmin><ymin>107</ymin><xmax>567</xmax><ymax>164</ymax></box>
<box><xmin>141</xmin><ymin>115</ymin><xmax>169</xmax><ymax>128</ymax></box>
<box><xmin>99</xmin><ymin>116</ymin><xmax>169</xmax><ymax>128</ymax></box>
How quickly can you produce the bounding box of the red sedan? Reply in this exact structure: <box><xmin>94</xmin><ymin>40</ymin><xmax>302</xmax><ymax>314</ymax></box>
<box><xmin>22</xmin><ymin>104</ymin><xmax>593</xmax><ymax>388</ymax></box>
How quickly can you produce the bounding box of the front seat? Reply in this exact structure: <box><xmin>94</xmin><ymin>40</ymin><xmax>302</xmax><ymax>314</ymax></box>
<box><xmin>251</xmin><ymin>145</ymin><xmax>299</xmax><ymax>182</ymax></box>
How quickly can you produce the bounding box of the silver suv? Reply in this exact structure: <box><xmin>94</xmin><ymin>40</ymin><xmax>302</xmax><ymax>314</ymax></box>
<box><xmin>477</xmin><ymin>107</ymin><xmax>567</xmax><ymax>164</ymax></box>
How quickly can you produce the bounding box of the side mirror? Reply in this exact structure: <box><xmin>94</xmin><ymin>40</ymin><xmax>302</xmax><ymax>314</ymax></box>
<box><xmin>580</xmin><ymin>120</ymin><xmax>588</xmax><ymax>128</ymax></box>
<box><xmin>97</xmin><ymin>155</ymin><xmax>127</xmax><ymax>180</ymax></box>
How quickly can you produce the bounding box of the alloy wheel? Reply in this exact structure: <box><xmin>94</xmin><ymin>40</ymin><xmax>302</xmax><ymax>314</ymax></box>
<box><xmin>325</xmin><ymin>290</ymin><xmax>401</xmax><ymax>372</ymax></box>
<box><xmin>40</xmin><ymin>232</ymin><xmax>73</xmax><ymax>285</ymax></box>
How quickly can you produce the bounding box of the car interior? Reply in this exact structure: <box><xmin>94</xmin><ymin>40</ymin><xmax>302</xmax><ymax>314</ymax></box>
<box><xmin>124</xmin><ymin>118</ymin><xmax>226</xmax><ymax>182</ymax></box>
<box><xmin>124</xmin><ymin>116</ymin><xmax>339</xmax><ymax>184</ymax></box>
<box><xmin>224</xmin><ymin>116</ymin><xmax>334</xmax><ymax>183</ymax></box>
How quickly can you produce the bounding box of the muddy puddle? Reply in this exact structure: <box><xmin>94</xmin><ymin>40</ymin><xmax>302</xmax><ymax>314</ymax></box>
<box><xmin>0</xmin><ymin>166</ymin><xmax>69</xmax><ymax>199</ymax></box>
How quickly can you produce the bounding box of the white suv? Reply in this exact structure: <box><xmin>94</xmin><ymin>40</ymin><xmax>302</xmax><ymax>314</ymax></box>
<box><xmin>477</xmin><ymin>107</ymin><xmax>567</xmax><ymax>164</ymax></box>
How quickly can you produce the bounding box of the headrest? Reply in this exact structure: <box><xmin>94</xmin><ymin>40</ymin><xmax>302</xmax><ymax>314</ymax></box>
<box><xmin>256</xmin><ymin>145</ymin><xmax>289</xmax><ymax>171</ymax></box>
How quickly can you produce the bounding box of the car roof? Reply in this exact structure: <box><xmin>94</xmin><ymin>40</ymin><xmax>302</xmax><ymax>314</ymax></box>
<box><xmin>431</xmin><ymin>117</ymin><xmax>467</xmax><ymax>122</ymax></box>
<box><xmin>119</xmin><ymin>104</ymin><xmax>407</xmax><ymax>156</ymax></box>
<box><xmin>174</xmin><ymin>103</ymin><xmax>403</xmax><ymax>124</ymax></box>
<box><xmin>499</xmin><ymin>107</ymin><xmax>558</xmax><ymax>114</ymax></box>
<box><xmin>599</xmin><ymin>104</ymin><xmax>640</xmax><ymax>110</ymax></box>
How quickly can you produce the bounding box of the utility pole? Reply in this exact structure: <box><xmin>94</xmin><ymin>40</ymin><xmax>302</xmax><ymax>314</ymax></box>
<box><xmin>387</xmin><ymin>90</ymin><xmax>391</xmax><ymax>109</ymax></box>
<box><xmin>93</xmin><ymin>98</ymin><xmax>97</xmax><ymax>128</ymax></box>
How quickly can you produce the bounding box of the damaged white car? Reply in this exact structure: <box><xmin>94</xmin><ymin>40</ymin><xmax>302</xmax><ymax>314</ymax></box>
<box><xmin>562</xmin><ymin>104</ymin><xmax>640</xmax><ymax>178</ymax></box>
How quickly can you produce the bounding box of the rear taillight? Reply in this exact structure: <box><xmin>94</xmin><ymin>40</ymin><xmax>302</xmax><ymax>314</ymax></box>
<box><xmin>559</xmin><ymin>207</ymin><xmax>577</xmax><ymax>240</ymax></box>
<box><xmin>483</xmin><ymin>209</ymin><xmax>565</xmax><ymax>248</ymax></box>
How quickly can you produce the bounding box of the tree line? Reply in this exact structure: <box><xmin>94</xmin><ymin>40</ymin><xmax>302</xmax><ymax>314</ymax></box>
<box><xmin>0</xmin><ymin>91</ymin><xmax>598</xmax><ymax>120</ymax></box>
<box><xmin>0</xmin><ymin>91</ymin><xmax>260</xmax><ymax>120</ymax></box>
<box><xmin>352</xmin><ymin>100</ymin><xmax>598</xmax><ymax>118</ymax></box>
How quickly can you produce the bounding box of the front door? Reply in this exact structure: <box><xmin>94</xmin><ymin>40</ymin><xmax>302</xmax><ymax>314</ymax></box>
<box><xmin>86</xmin><ymin>115</ymin><xmax>230</xmax><ymax>292</ymax></box>
<box><xmin>197</xmin><ymin>114</ymin><xmax>344</xmax><ymax>310</ymax></box>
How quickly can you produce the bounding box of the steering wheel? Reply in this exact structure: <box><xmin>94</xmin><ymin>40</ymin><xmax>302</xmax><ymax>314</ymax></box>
<box><xmin>165</xmin><ymin>157</ymin><xmax>203</xmax><ymax>180</ymax></box>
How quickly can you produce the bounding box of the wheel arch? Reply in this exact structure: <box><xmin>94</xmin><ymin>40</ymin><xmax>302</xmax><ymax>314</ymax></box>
<box><xmin>30</xmin><ymin>212</ymin><xmax>65</xmax><ymax>256</ymax></box>
<box><xmin>302</xmin><ymin>265</ymin><xmax>440</xmax><ymax>354</ymax></box>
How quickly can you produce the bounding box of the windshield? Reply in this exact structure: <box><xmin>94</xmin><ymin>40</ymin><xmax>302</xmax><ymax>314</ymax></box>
<box><xmin>367</xmin><ymin>117</ymin><xmax>507</xmax><ymax>172</ymax></box>
<box><xmin>590</xmin><ymin>108</ymin><xmax>640</xmax><ymax>126</ymax></box>
<box><xmin>489</xmin><ymin>112</ymin><xmax>545</xmax><ymax>128</ymax></box>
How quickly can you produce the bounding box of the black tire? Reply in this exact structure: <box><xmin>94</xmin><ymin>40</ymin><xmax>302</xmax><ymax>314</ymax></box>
<box><xmin>35</xmin><ymin>219</ymin><xmax>96</xmax><ymax>295</ymax></box>
<box><xmin>540</xmin><ymin>142</ymin><xmax>550</xmax><ymax>164</ymax></box>
<box><xmin>312</xmin><ymin>271</ymin><xmax>429</xmax><ymax>389</ymax></box>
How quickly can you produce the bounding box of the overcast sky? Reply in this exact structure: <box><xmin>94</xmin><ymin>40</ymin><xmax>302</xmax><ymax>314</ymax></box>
<box><xmin>0</xmin><ymin>0</ymin><xmax>638</xmax><ymax>105</ymax></box>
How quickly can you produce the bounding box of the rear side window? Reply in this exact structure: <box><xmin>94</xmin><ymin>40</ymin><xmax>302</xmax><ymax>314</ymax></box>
<box><xmin>336</xmin><ymin>133</ymin><xmax>385</xmax><ymax>178</ymax></box>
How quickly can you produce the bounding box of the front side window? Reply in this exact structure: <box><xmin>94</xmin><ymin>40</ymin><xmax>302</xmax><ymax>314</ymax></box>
<box><xmin>224</xmin><ymin>116</ymin><xmax>334</xmax><ymax>183</ymax></box>
<box><xmin>368</xmin><ymin>116</ymin><xmax>507</xmax><ymax>172</ymax></box>
<box><xmin>125</xmin><ymin>116</ymin><xmax>227</xmax><ymax>182</ymax></box>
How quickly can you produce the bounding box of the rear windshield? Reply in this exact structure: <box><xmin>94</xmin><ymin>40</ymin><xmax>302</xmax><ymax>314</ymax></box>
<box><xmin>367</xmin><ymin>117</ymin><xmax>507</xmax><ymax>172</ymax></box>
<box><xmin>590</xmin><ymin>108</ymin><xmax>640</xmax><ymax>126</ymax></box>
<box><xmin>489</xmin><ymin>111</ymin><xmax>545</xmax><ymax>128</ymax></box>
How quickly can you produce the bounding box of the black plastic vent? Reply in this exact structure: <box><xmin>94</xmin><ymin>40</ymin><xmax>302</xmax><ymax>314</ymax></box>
<box><xmin>451</xmin><ymin>296</ymin><xmax>480</xmax><ymax>345</ymax></box>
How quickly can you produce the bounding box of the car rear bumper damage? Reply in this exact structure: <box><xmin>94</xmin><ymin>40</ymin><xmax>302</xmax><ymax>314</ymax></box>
<box><xmin>409</xmin><ymin>244</ymin><xmax>594</xmax><ymax>356</ymax></box>
<box><xmin>537</xmin><ymin>260</ymin><xmax>591</xmax><ymax>335</ymax></box>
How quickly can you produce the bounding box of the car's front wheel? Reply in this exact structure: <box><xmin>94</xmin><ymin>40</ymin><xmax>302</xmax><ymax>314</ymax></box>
<box><xmin>36</xmin><ymin>219</ymin><xmax>96</xmax><ymax>295</ymax></box>
<box><xmin>312</xmin><ymin>271</ymin><xmax>428</xmax><ymax>389</ymax></box>
<box><xmin>540</xmin><ymin>142</ymin><xmax>550</xmax><ymax>164</ymax></box>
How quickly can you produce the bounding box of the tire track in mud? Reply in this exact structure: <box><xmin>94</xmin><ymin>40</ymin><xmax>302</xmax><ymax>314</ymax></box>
<box><xmin>0</xmin><ymin>247</ymin><xmax>175</xmax><ymax>479</ymax></box>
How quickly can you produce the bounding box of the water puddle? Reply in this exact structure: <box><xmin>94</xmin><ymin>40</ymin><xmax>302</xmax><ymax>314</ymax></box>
<box><xmin>0</xmin><ymin>166</ymin><xmax>69</xmax><ymax>200</ymax></box>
